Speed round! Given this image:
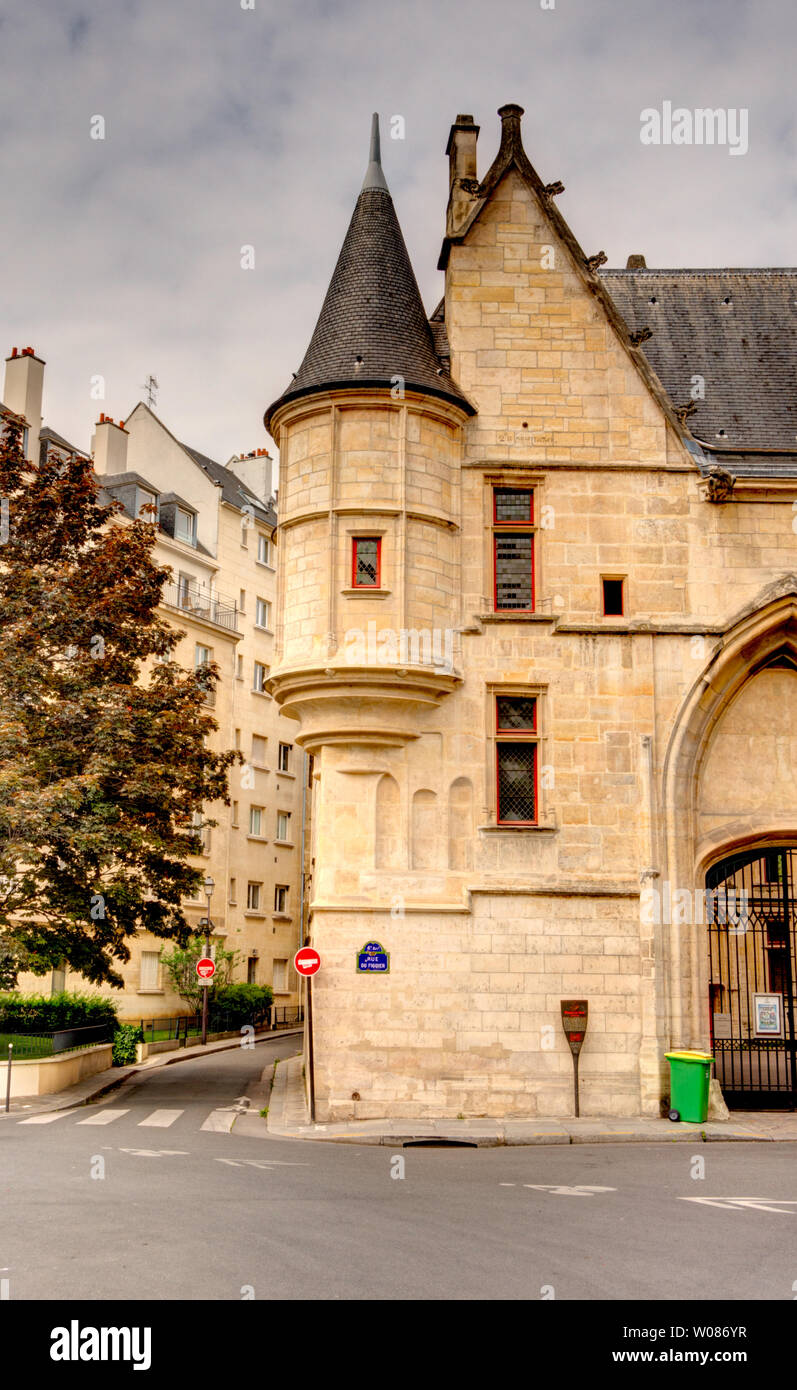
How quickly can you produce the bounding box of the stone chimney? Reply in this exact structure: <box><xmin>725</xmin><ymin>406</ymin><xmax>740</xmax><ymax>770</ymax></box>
<box><xmin>626</xmin><ymin>254</ymin><xmax>647</xmax><ymax>269</ymax></box>
<box><xmin>226</xmin><ymin>448</ymin><xmax>273</xmax><ymax>503</ymax></box>
<box><xmin>91</xmin><ymin>414</ymin><xmax>129</xmax><ymax>475</ymax></box>
<box><xmin>445</xmin><ymin>114</ymin><xmax>480</xmax><ymax>236</ymax></box>
<box><xmin>3</xmin><ymin>346</ymin><xmax>44</xmax><ymax>463</ymax></box>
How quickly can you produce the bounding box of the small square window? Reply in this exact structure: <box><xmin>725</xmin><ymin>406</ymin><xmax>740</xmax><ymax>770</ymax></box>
<box><xmin>496</xmin><ymin>696</ymin><xmax>537</xmax><ymax>732</ymax></box>
<box><xmin>494</xmin><ymin>488</ymin><xmax>533</xmax><ymax>523</ymax></box>
<box><xmin>352</xmin><ymin>537</ymin><xmax>381</xmax><ymax>588</ymax></box>
<box><xmin>602</xmin><ymin>578</ymin><xmax>625</xmax><ymax>616</ymax></box>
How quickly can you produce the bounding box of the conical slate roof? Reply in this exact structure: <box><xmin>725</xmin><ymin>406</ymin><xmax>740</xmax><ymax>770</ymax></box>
<box><xmin>264</xmin><ymin>115</ymin><xmax>474</xmax><ymax>432</ymax></box>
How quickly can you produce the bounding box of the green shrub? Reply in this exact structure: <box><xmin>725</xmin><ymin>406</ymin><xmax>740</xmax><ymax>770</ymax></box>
<box><xmin>210</xmin><ymin>982</ymin><xmax>273</xmax><ymax>1027</ymax></box>
<box><xmin>0</xmin><ymin>991</ymin><xmax>118</xmax><ymax>1033</ymax></box>
<box><xmin>112</xmin><ymin>1024</ymin><xmax>144</xmax><ymax>1066</ymax></box>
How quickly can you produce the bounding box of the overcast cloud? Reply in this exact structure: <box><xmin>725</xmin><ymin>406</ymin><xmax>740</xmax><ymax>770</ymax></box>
<box><xmin>0</xmin><ymin>0</ymin><xmax>794</xmax><ymax>465</ymax></box>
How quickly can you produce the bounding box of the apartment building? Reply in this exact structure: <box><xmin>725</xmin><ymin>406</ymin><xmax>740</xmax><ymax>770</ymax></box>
<box><xmin>2</xmin><ymin>348</ymin><xmax>304</xmax><ymax>1018</ymax></box>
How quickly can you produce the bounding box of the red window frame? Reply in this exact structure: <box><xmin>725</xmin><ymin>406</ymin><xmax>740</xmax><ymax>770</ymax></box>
<box><xmin>495</xmin><ymin>695</ymin><xmax>538</xmax><ymax>826</ymax></box>
<box><xmin>352</xmin><ymin>536</ymin><xmax>381</xmax><ymax>589</ymax></box>
<box><xmin>496</xmin><ymin>696</ymin><xmax>537</xmax><ymax>735</ymax></box>
<box><xmin>492</xmin><ymin>488</ymin><xmax>535</xmax><ymax>613</ymax></box>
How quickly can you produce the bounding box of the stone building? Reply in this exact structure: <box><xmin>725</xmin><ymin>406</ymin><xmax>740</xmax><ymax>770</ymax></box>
<box><xmin>2</xmin><ymin>350</ymin><xmax>304</xmax><ymax>1019</ymax></box>
<box><xmin>264</xmin><ymin>107</ymin><xmax>797</xmax><ymax>1119</ymax></box>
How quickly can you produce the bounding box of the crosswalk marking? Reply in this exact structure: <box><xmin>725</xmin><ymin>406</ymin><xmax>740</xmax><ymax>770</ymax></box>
<box><xmin>18</xmin><ymin>1110</ymin><xmax>81</xmax><ymax>1125</ymax></box>
<box><xmin>75</xmin><ymin>1109</ymin><xmax>130</xmax><ymax>1126</ymax></box>
<box><xmin>200</xmin><ymin>1109</ymin><xmax>236</xmax><ymax>1133</ymax></box>
<box><xmin>18</xmin><ymin>1102</ymin><xmax>250</xmax><ymax>1134</ymax></box>
<box><xmin>137</xmin><ymin>1109</ymin><xmax>184</xmax><ymax>1128</ymax></box>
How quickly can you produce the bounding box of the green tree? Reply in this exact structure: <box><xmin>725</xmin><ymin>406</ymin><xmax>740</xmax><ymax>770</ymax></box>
<box><xmin>0</xmin><ymin>415</ymin><xmax>238</xmax><ymax>986</ymax></box>
<box><xmin>159</xmin><ymin>936</ymin><xmax>240</xmax><ymax>1014</ymax></box>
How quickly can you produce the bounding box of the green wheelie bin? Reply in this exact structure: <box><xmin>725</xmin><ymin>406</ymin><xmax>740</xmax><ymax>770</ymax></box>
<box><xmin>665</xmin><ymin>1050</ymin><xmax>714</xmax><ymax>1123</ymax></box>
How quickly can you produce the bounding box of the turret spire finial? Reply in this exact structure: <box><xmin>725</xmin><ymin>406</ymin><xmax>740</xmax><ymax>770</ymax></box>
<box><xmin>361</xmin><ymin>112</ymin><xmax>389</xmax><ymax>192</ymax></box>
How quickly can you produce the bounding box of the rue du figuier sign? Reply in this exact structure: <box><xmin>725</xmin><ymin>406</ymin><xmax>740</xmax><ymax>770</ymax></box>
<box><xmin>356</xmin><ymin>941</ymin><xmax>390</xmax><ymax>973</ymax></box>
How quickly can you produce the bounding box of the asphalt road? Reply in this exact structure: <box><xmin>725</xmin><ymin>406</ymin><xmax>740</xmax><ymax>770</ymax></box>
<box><xmin>2</xmin><ymin>1038</ymin><xmax>796</xmax><ymax>1301</ymax></box>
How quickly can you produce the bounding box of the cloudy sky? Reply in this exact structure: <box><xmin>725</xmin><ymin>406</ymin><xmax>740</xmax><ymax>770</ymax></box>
<box><xmin>1</xmin><ymin>0</ymin><xmax>793</xmax><ymax>466</ymax></box>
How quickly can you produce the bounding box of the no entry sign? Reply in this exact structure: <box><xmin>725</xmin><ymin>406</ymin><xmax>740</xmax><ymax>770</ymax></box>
<box><xmin>294</xmin><ymin>947</ymin><xmax>321</xmax><ymax>977</ymax></box>
<box><xmin>196</xmin><ymin>957</ymin><xmax>215</xmax><ymax>980</ymax></box>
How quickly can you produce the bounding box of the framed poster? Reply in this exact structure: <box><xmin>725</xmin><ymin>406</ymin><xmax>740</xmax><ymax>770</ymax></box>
<box><xmin>753</xmin><ymin>993</ymin><xmax>783</xmax><ymax>1037</ymax></box>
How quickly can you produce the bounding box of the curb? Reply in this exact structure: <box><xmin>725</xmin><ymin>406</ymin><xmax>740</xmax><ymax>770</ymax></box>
<box><xmin>266</xmin><ymin>1058</ymin><xmax>791</xmax><ymax>1148</ymax></box>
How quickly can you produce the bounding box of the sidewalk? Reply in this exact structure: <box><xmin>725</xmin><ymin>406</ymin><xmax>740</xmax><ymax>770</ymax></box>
<box><xmin>0</xmin><ymin>1027</ymin><xmax>304</xmax><ymax>1118</ymax></box>
<box><xmin>267</xmin><ymin>1055</ymin><xmax>797</xmax><ymax>1147</ymax></box>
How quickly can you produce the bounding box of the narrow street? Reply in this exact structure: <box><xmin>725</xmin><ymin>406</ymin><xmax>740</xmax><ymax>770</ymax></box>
<box><xmin>2</xmin><ymin>1038</ymin><xmax>795</xmax><ymax>1302</ymax></box>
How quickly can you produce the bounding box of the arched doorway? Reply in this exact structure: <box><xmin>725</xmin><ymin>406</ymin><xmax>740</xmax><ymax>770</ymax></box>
<box><xmin>707</xmin><ymin>847</ymin><xmax>797</xmax><ymax>1108</ymax></box>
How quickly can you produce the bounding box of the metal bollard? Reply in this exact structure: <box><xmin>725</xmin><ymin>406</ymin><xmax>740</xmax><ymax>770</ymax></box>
<box><xmin>5</xmin><ymin>1043</ymin><xmax>12</xmax><ymax>1113</ymax></box>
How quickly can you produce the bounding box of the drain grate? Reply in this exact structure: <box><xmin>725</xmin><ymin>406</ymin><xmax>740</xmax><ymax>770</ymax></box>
<box><xmin>402</xmin><ymin>1139</ymin><xmax>479</xmax><ymax>1149</ymax></box>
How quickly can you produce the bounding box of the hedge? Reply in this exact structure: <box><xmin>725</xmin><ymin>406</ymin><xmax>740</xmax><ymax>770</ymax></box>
<box><xmin>0</xmin><ymin>991</ymin><xmax>119</xmax><ymax>1033</ymax></box>
<box><xmin>210</xmin><ymin>983</ymin><xmax>273</xmax><ymax>1027</ymax></box>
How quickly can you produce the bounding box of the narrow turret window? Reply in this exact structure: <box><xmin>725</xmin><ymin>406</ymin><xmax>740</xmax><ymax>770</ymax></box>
<box><xmin>493</xmin><ymin>488</ymin><xmax>534</xmax><ymax>611</ymax></box>
<box><xmin>352</xmin><ymin>536</ymin><xmax>381</xmax><ymax>588</ymax></box>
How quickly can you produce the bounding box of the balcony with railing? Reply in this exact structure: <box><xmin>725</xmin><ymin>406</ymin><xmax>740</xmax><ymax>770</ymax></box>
<box><xmin>161</xmin><ymin>581</ymin><xmax>239</xmax><ymax>632</ymax></box>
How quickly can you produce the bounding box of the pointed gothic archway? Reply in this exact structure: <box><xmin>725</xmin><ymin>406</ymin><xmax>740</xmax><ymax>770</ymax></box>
<box><xmin>662</xmin><ymin>581</ymin><xmax>797</xmax><ymax>1073</ymax></box>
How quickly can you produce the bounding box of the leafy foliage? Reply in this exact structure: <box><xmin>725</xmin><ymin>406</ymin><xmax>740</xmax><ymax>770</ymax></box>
<box><xmin>0</xmin><ymin>990</ymin><xmax>118</xmax><ymax>1031</ymax></box>
<box><xmin>112</xmin><ymin>1023</ymin><xmax>144</xmax><ymax>1065</ymax></box>
<box><xmin>0</xmin><ymin>417</ymin><xmax>238</xmax><ymax>985</ymax></box>
<box><xmin>211</xmin><ymin>982</ymin><xmax>272</xmax><ymax>1026</ymax></box>
<box><xmin>159</xmin><ymin>935</ymin><xmax>240</xmax><ymax>1014</ymax></box>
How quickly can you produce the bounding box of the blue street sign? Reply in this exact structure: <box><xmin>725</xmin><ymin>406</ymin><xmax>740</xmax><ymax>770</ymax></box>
<box><xmin>357</xmin><ymin>940</ymin><xmax>390</xmax><ymax>973</ymax></box>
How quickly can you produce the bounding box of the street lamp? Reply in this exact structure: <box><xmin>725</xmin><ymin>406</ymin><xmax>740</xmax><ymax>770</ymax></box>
<box><xmin>201</xmin><ymin>874</ymin><xmax>215</xmax><ymax>1047</ymax></box>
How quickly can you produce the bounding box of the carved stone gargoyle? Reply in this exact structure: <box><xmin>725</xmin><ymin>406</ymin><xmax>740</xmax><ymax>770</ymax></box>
<box><xmin>705</xmin><ymin>466</ymin><xmax>735</xmax><ymax>502</ymax></box>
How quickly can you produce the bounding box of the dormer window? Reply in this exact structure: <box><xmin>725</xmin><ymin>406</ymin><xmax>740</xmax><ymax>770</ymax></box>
<box><xmin>136</xmin><ymin>487</ymin><xmax>158</xmax><ymax>520</ymax></box>
<box><xmin>175</xmin><ymin>507</ymin><xmax>195</xmax><ymax>544</ymax></box>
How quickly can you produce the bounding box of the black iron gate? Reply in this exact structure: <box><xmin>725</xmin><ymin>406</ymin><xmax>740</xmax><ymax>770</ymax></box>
<box><xmin>707</xmin><ymin>847</ymin><xmax>797</xmax><ymax>1109</ymax></box>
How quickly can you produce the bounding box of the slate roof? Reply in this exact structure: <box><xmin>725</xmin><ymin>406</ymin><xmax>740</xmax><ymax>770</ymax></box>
<box><xmin>264</xmin><ymin>121</ymin><xmax>474</xmax><ymax>431</ymax></box>
<box><xmin>40</xmin><ymin>424</ymin><xmax>89</xmax><ymax>458</ymax></box>
<box><xmin>181</xmin><ymin>443</ymin><xmax>276</xmax><ymax>526</ymax></box>
<box><xmin>601</xmin><ymin>268</ymin><xmax>797</xmax><ymax>475</ymax></box>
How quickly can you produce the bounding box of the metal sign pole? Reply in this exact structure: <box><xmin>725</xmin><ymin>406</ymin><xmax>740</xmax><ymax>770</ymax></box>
<box><xmin>5</xmin><ymin>1043</ymin><xmax>12</xmax><ymax>1113</ymax></box>
<box><xmin>306</xmin><ymin>973</ymin><xmax>316</xmax><ymax>1123</ymax></box>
